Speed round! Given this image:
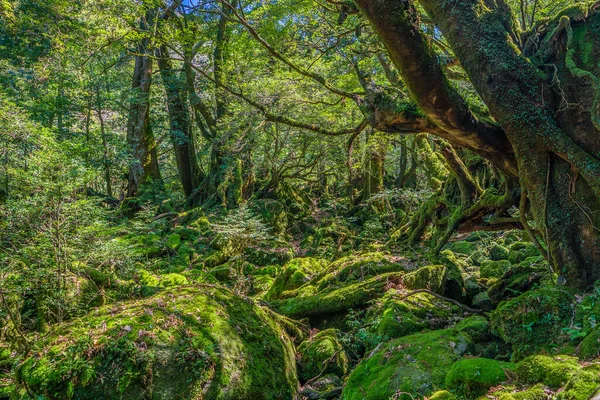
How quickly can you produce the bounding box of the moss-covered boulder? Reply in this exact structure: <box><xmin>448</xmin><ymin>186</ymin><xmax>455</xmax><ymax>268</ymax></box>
<box><xmin>264</xmin><ymin>258</ymin><xmax>326</xmax><ymax>300</ymax></box>
<box><xmin>516</xmin><ymin>355</ymin><xmax>580</xmax><ymax>388</ymax></box>
<box><xmin>491</xmin><ymin>287</ymin><xmax>575</xmax><ymax>359</ymax></box>
<box><xmin>487</xmin><ymin>264</ymin><xmax>548</xmax><ymax>304</ymax></box>
<box><xmin>480</xmin><ymin>260</ymin><xmax>512</xmax><ymax>279</ymax></box>
<box><xmin>558</xmin><ymin>364</ymin><xmax>600</xmax><ymax>400</ymax></box>
<box><xmin>445</xmin><ymin>358</ymin><xmax>514</xmax><ymax>398</ymax></box>
<box><xmin>579</xmin><ymin>328</ymin><xmax>600</xmax><ymax>359</ymax></box>
<box><xmin>489</xmin><ymin>384</ymin><xmax>549</xmax><ymax>400</ymax></box>
<box><xmin>364</xmin><ymin>290</ymin><xmax>462</xmax><ymax>340</ymax></box>
<box><xmin>342</xmin><ymin>317</ymin><xmax>488</xmax><ymax>400</ymax></box>
<box><xmin>450</xmin><ymin>241</ymin><xmax>477</xmax><ymax>255</ymax></box>
<box><xmin>489</xmin><ymin>244</ymin><xmax>510</xmax><ymax>261</ymax></box>
<box><xmin>429</xmin><ymin>391</ymin><xmax>457</xmax><ymax>400</ymax></box>
<box><xmin>297</xmin><ymin>329</ymin><xmax>348</xmax><ymax>382</ymax></box>
<box><xmin>401</xmin><ymin>265</ymin><xmax>447</xmax><ymax>294</ymax></box>
<box><xmin>17</xmin><ymin>286</ymin><xmax>298</xmax><ymax>400</ymax></box>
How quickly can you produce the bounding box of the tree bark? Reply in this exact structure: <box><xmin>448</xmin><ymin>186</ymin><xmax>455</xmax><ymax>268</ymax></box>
<box><xmin>157</xmin><ymin>45</ymin><xmax>201</xmax><ymax>199</ymax></box>
<box><xmin>126</xmin><ymin>11</ymin><xmax>161</xmax><ymax>198</ymax></box>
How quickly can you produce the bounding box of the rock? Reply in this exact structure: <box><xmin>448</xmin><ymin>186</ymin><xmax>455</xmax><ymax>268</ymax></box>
<box><xmin>480</xmin><ymin>260</ymin><xmax>512</xmax><ymax>279</ymax></box>
<box><xmin>17</xmin><ymin>287</ymin><xmax>298</xmax><ymax>400</ymax></box>
<box><xmin>297</xmin><ymin>329</ymin><xmax>348</xmax><ymax>382</ymax></box>
<box><xmin>491</xmin><ymin>287</ymin><xmax>575</xmax><ymax>359</ymax></box>
<box><xmin>298</xmin><ymin>374</ymin><xmax>343</xmax><ymax>399</ymax></box>
<box><xmin>364</xmin><ymin>290</ymin><xmax>462</xmax><ymax>340</ymax></box>
<box><xmin>472</xmin><ymin>292</ymin><xmax>494</xmax><ymax>311</ymax></box>
<box><xmin>450</xmin><ymin>241</ymin><xmax>476</xmax><ymax>255</ymax></box>
<box><xmin>445</xmin><ymin>358</ymin><xmax>514</xmax><ymax>398</ymax></box>
<box><xmin>264</xmin><ymin>258</ymin><xmax>327</xmax><ymax>300</ymax></box>
<box><xmin>489</xmin><ymin>244</ymin><xmax>510</xmax><ymax>261</ymax></box>
<box><xmin>342</xmin><ymin>318</ymin><xmax>487</xmax><ymax>400</ymax></box>
<box><xmin>516</xmin><ymin>355</ymin><xmax>580</xmax><ymax>388</ymax></box>
<box><xmin>579</xmin><ymin>328</ymin><xmax>600</xmax><ymax>359</ymax></box>
<box><xmin>559</xmin><ymin>364</ymin><xmax>600</xmax><ymax>400</ymax></box>
<box><xmin>487</xmin><ymin>264</ymin><xmax>548</xmax><ymax>304</ymax></box>
<box><xmin>428</xmin><ymin>390</ymin><xmax>457</xmax><ymax>400</ymax></box>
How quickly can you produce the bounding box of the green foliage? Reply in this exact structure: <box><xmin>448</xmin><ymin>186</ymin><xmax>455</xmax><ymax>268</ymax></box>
<box><xmin>445</xmin><ymin>358</ymin><xmax>513</xmax><ymax>398</ymax></box>
<box><xmin>516</xmin><ymin>355</ymin><xmax>580</xmax><ymax>388</ymax></box>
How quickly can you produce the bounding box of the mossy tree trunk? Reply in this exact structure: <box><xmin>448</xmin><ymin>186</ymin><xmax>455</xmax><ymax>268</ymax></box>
<box><xmin>357</xmin><ymin>0</ymin><xmax>600</xmax><ymax>289</ymax></box>
<box><xmin>157</xmin><ymin>45</ymin><xmax>202</xmax><ymax>200</ymax></box>
<box><xmin>126</xmin><ymin>11</ymin><xmax>162</xmax><ymax>198</ymax></box>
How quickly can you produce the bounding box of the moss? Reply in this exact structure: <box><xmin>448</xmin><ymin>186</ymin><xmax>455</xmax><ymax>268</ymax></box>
<box><xmin>136</xmin><ymin>269</ymin><xmax>159</xmax><ymax>287</ymax></box>
<box><xmin>472</xmin><ymin>292</ymin><xmax>493</xmax><ymax>311</ymax></box>
<box><xmin>365</xmin><ymin>290</ymin><xmax>462</xmax><ymax>340</ymax></box>
<box><xmin>429</xmin><ymin>390</ymin><xmax>457</xmax><ymax>400</ymax></box>
<box><xmin>489</xmin><ymin>244</ymin><xmax>510</xmax><ymax>261</ymax></box>
<box><xmin>297</xmin><ymin>329</ymin><xmax>348</xmax><ymax>382</ymax></box>
<box><xmin>490</xmin><ymin>287</ymin><xmax>575</xmax><ymax>359</ymax></box>
<box><xmin>270</xmin><ymin>272</ymin><xmax>404</xmax><ymax>319</ymax></box>
<box><xmin>450</xmin><ymin>240</ymin><xmax>477</xmax><ymax>255</ymax></box>
<box><xmin>204</xmin><ymin>250</ymin><xmax>229</xmax><ymax>268</ymax></box>
<box><xmin>480</xmin><ymin>260</ymin><xmax>512</xmax><ymax>279</ymax></box>
<box><xmin>437</xmin><ymin>250</ymin><xmax>467</xmax><ymax>300</ymax></box>
<box><xmin>557</xmin><ymin>364</ymin><xmax>600</xmax><ymax>400</ymax></box>
<box><xmin>492</xmin><ymin>384</ymin><xmax>549</xmax><ymax>400</ymax></box>
<box><xmin>516</xmin><ymin>355</ymin><xmax>580</xmax><ymax>388</ymax></box>
<box><xmin>16</xmin><ymin>286</ymin><xmax>298</xmax><ymax>400</ymax></box>
<box><xmin>579</xmin><ymin>328</ymin><xmax>600</xmax><ymax>359</ymax></box>
<box><xmin>264</xmin><ymin>258</ymin><xmax>326</xmax><ymax>300</ymax></box>
<box><xmin>487</xmin><ymin>264</ymin><xmax>548</xmax><ymax>304</ymax></box>
<box><xmin>342</xmin><ymin>321</ymin><xmax>485</xmax><ymax>400</ymax></box>
<box><xmin>159</xmin><ymin>273</ymin><xmax>188</xmax><ymax>288</ymax></box>
<box><xmin>445</xmin><ymin>358</ymin><xmax>514</xmax><ymax>398</ymax></box>
<box><xmin>401</xmin><ymin>265</ymin><xmax>447</xmax><ymax>294</ymax></box>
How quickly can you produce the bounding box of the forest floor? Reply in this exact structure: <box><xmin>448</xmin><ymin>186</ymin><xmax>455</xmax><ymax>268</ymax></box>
<box><xmin>2</xmin><ymin>196</ymin><xmax>600</xmax><ymax>400</ymax></box>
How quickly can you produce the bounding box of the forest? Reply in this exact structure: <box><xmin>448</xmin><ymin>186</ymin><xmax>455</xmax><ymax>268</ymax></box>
<box><xmin>1</xmin><ymin>0</ymin><xmax>600</xmax><ymax>398</ymax></box>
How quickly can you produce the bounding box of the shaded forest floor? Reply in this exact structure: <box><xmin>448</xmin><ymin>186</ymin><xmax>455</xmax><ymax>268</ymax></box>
<box><xmin>2</xmin><ymin>194</ymin><xmax>600</xmax><ymax>400</ymax></box>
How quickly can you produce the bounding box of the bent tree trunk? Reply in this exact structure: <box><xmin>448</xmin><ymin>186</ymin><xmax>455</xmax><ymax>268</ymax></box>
<box><xmin>358</xmin><ymin>0</ymin><xmax>600</xmax><ymax>289</ymax></box>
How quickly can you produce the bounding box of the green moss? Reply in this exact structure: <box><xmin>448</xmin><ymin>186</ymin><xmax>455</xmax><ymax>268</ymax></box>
<box><xmin>516</xmin><ymin>355</ymin><xmax>580</xmax><ymax>388</ymax></box>
<box><xmin>17</xmin><ymin>287</ymin><xmax>298</xmax><ymax>400</ymax></box>
<box><xmin>557</xmin><ymin>365</ymin><xmax>600</xmax><ymax>400</ymax></box>
<box><xmin>579</xmin><ymin>328</ymin><xmax>600</xmax><ymax>359</ymax></box>
<box><xmin>487</xmin><ymin>264</ymin><xmax>548</xmax><ymax>304</ymax></box>
<box><xmin>491</xmin><ymin>287</ymin><xmax>575</xmax><ymax>359</ymax></box>
<box><xmin>365</xmin><ymin>290</ymin><xmax>462</xmax><ymax>340</ymax></box>
<box><xmin>297</xmin><ymin>329</ymin><xmax>348</xmax><ymax>382</ymax></box>
<box><xmin>270</xmin><ymin>272</ymin><xmax>404</xmax><ymax>319</ymax></box>
<box><xmin>342</xmin><ymin>320</ymin><xmax>485</xmax><ymax>400</ymax></box>
<box><xmin>159</xmin><ymin>273</ymin><xmax>188</xmax><ymax>287</ymax></box>
<box><xmin>492</xmin><ymin>384</ymin><xmax>549</xmax><ymax>400</ymax></box>
<box><xmin>401</xmin><ymin>265</ymin><xmax>447</xmax><ymax>294</ymax></box>
<box><xmin>429</xmin><ymin>390</ymin><xmax>457</xmax><ymax>400</ymax></box>
<box><xmin>450</xmin><ymin>241</ymin><xmax>476</xmax><ymax>255</ymax></box>
<box><xmin>445</xmin><ymin>358</ymin><xmax>514</xmax><ymax>397</ymax></box>
<box><xmin>264</xmin><ymin>258</ymin><xmax>326</xmax><ymax>300</ymax></box>
<box><xmin>480</xmin><ymin>260</ymin><xmax>512</xmax><ymax>279</ymax></box>
<box><xmin>489</xmin><ymin>244</ymin><xmax>510</xmax><ymax>261</ymax></box>
<box><xmin>136</xmin><ymin>269</ymin><xmax>159</xmax><ymax>287</ymax></box>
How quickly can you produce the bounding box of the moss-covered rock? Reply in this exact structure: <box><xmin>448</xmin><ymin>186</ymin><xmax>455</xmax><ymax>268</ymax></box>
<box><xmin>489</xmin><ymin>244</ymin><xmax>510</xmax><ymax>261</ymax></box>
<box><xmin>480</xmin><ymin>260</ymin><xmax>512</xmax><ymax>279</ymax></box>
<box><xmin>264</xmin><ymin>258</ymin><xmax>326</xmax><ymax>300</ymax></box>
<box><xmin>270</xmin><ymin>272</ymin><xmax>405</xmax><ymax>318</ymax></box>
<box><xmin>342</xmin><ymin>319</ymin><xmax>487</xmax><ymax>400</ymax></box>
<box><xmin>364</xmin><ymin>290</ymin><xmax>462</xmax><ymax>340</ymax></box>
<box><xmin>297</xmin><ymin>329</ymin><xmax>348</xmax><ymax>382</ymax></box>
<box><xmin>445</xmin><ymin>358</ymin><xmax>514</xmax><ymax>398</ymax></box>
<box><xmin>557</xmin><ymin>364</ymin><xmax>600</xmax><ymax>400</ymax></box>
<box><xmin>579</xmin><ymin>328</ymin><xmax>600</xmax><ymax>359</ymax></box>
<box><xmin>450</xmin><ymin>241</ymin><xmax>477</xmax><ymax>255</ymax></box>
<box><xmin>491</xmin><ymin>287</ymin><xmax>575</xmax><ymax>359</ymax></box>
<box><xmin>490</xmin><ymin>384</ymin><xmax>549</xmax><ymax>400</ymax></box>
<box><xmin>487</xmin><ymin>264</ymin><xmax>548</xmax><ymax>304</ymax></box>
<box><xmin>472</xmin><ymin>292</ymin><xmax>494</xmax><ymax>311</ymax></box>
<box><xmin>516</xmin><ymin>354</ymin><xmax>580</xmax><ymax>389</ymax></box>
<box><xmin>159</xmin><ymin>273</ymin><xmax>188</xmax><ymax>287</ymax></box>
<box><xmin>17</xmin><ymin>286</ymin><xmax>298</xmax><ymax>400</ymax></box>
<box><xmin>401</xmin><ymin>265</ymin><xmax>447</xmax><ymax>294</ymax></box>
<box><xmin>429</xmin><ymin>390</ymin><xmax>457</xmax><ymax>400</ymax></box>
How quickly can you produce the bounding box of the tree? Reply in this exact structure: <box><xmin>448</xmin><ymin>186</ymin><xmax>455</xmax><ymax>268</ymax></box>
<box><xmin>355</xmin><ymin>0</ymin><xmax>600</xmax><ymax>289</ymax></box>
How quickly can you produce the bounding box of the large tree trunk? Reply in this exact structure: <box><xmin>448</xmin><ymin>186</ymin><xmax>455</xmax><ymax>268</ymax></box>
<box><xmin>157</xmin><ymin>45</ymin><xmax>201</xmax><ymax>199</ymax></box>
<box><xmin>358</xmin><ymin>0</ymin><xmax>600</xmax><ymax>289</ymax></box>
<box><xmin>126</xmin><ymin>12</ymin><xmax>161</xmax><ymax>198</ymax></box>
